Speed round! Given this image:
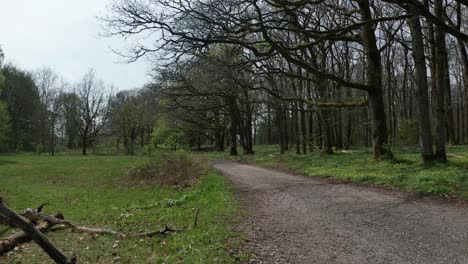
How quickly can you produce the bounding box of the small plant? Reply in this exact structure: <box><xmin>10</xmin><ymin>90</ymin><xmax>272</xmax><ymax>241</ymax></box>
<box><xmin>35</xmin><ymin>143</ymin><xmax>44</xmax><ymax>155</ymax></box>
<box><xmin>124</xmin><ymin>151</ymin><xmax>210</xmax><ymax>186</ymax></box>
<box><xmin>397</xmin><ymin>120</ymin><xmax>419</xmax><ymax>147</ymax></box>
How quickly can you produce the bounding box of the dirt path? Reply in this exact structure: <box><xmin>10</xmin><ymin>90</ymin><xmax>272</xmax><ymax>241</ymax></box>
<box><xmin>214</xmin><ymin>160</ymin><xmax>468</xmax><ymax>264</ymax></box>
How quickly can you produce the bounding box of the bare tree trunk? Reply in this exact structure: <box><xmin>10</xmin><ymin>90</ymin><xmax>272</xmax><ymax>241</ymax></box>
<box><xmin>458</xmin><ymin>41</ymin><xmax>468</xmax><ymax>143</ymax></box>
<box><xmin>423</xmin><ymin>0</ymin><xmax>437</xmax><ymax>117</ymax></box>
<box><xmin>358</xmin><ymin>0</ymin><xmax>391</xmax><ymax>159</ymax></box>
<box><xmin>434</xmin><ymin>0</ymin><xmax>447</xmax><ymax>161</ymax></box>
<box><xmin>243</xmin><ymin>90</ymin><xmax>254</xmax><ymax>154</ymax></box>
<box><xmin>229</xmin><ymin>122</ymin><xmax>238</xmax><ymax>156</ymax></box>
<box><xmin>300</xmin><ymin>103</ymin><xmax>307</xmax><ymax>154</ymax></box>
<box><xmin>50</xmin><ymin>119</ymin><xmax>56</xmax><ymax>156</ymax></box>
<box><xmin>267</xmin><ymin>104</ymin><xmax>272</xmax><ymax>145</ymax></box>
<box><xmin>227</xmin><ymin>96</ymin><xmax>239</xmax><ymax>156</ymax></box>
<box><xmin>277</xmin><ymin>104</ymin><xmax>286</xmax><ymax>154</ymax></box>
<box><xmin>298</xmin><ymin>70</ymin><xmax>307</xmax><ymax>154</ymax></box>
<box><xmin>407</xmin><ymin>10</ymin><xmax>434</xmax><ymax>162</ymax></box>
<box><xmin>344</xmin><ymin>45</ymin><xmax>352</xmax><ymax>150</ymax></box>
<box><xmin>306</xmin><ymin>79</ymin><xmax>314</xmax><ymax>152</ymax></box>
<box><xmin>283</xmin><ymin>109</ymin><xmax>289</xmax><ymax>150</ymax></box>
<box><xmin>82</xmin><ymin>133</ymin><xmax>87</xmax><ymax>156</ymax></box>
<box><xmin>444</xmin><ymin>51</ymin><xmax>457</xmax><ymax>145</ymax></box>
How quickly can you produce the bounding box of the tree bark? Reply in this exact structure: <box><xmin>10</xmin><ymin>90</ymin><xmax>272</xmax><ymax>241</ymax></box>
<box><xmin>0</xmin><ymin>199</ymin><xmax>74</xmax><ymax>264</ymax></box>
<box><xmin>407</xmin><ymin>10</ymin><xmax>435</xmax><ymax>163</ymax></box>
<box><xmin>227</xmin><ymin>96</ymin><xmax>239</xmax><ymax>156</ymax></box>
<box><xmin>82</xmin><ymin>133</ymin><xmax>87</xmax><ymax>156</ymax></box>
<box><xmin>357</xmin><ymin>0</ymin><xmax>392</xmax><ymax>159</ymax></box>
<box><xmin>434</xmin><ymin>0</ymin><xmax>447</xmax><ymax>161</ymax></box>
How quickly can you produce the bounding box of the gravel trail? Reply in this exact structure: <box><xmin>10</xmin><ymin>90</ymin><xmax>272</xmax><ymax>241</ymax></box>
<box><xmin>214</xmin><ymin>160</ymin><xmax>468</xmax><ymax>264</ymax></box>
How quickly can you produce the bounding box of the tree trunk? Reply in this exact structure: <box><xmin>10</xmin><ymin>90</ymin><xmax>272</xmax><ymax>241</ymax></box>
<box><xmin>267</xmin><ymin>104</ymin><xmax>272</xmax><ymax>145</ymax></box>
<box><xmin>82</xmin><ymin>134</ymin><xmax>87</xmax><ymax>156</ymax></box>
<box><xmin>277</xmin><ymin>104</ymin><xmax>286</xmax><ymax>154</ymax></box>
<box><xmin>407</xmin><ymin>11</ymin><xmax>434</xmax><ymax>163</ymax></box>
<box><xmin>50</xmin><ymin>119</ymin><xmax>55</xmax><ymax>156</ymax></box>
<box><xmin>434</xmin><ymin>0</ymin><xmax>447</xmax><ymax>161</ymax></box>
<box><xmin>227</xmin><ymin>96</ymin><xmax>239</xmax><ymax>156</ymax></box>
<box><xmin>444</xmin><ymin>50</ymin><xmax>456</xmax><ymax>145</ymax></box>
<box><xmin>358</xmin><ymin>0</ymin><xmax>391</xmax><ymax>159</ymax></box>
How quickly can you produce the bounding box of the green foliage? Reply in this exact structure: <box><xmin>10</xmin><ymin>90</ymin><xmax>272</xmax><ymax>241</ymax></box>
<box><xmin>1</xmin><ymin>65</ymin><xmax>42</xmax><ymax>151</ymax></box>
<box><xmin>0</xmin><ymin>102</ymin><xmax>9</xmax><ymax>147</ymax></box>
<box><xmin>0</xmin><ymin>155</ymin><xmax>244</xmax><ymax>263</ymax></box>
<box><xmin>0</xmin><ymin>50</ymin><xmax>9</xmax><ymax>148</ymax></box>
<box><xmin>0</xmin><ymin>71</ymin><xmax>4</xmax><ymax>89</ymax></box>
<box><xmin>35</xmin><ymin>142</ymin><xmax>45</xmax><ymax>155</ymax></box>
<box><xmin>397</xmin><ymin>119</ymin><xmax>419</xmax><ymax>146</ymax></box>
<box><xmin>151</xmin><ymin>115</ymin><xmax>183</xmax><ymax>151</ymax></box>
<box><xmin>124</xmin><ymin>151</ymin><xmax>210</xmax><ymax>186</ymax></box>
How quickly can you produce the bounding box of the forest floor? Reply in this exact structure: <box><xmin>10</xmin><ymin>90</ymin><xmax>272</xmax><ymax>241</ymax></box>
<box><xmin>0</xmin><ymin>154</ymin><xmax>245</xmax><ymax>263</ymax></box>
<box><xmin>214</xmin><ymin>159</ymin><xmax>468</xmax><ymax>264</ymax></box>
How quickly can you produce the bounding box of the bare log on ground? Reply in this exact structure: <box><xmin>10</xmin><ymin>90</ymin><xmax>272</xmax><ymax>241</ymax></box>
<box><xmin>193</xmin><ymin>208</ymin><xmax>199</xmax><ymax>228</ymax></box>
<box><xmin>0</xmin><ymin>212</ymin><xmax>67</xmax><ymax>255</ymax></box>
<box><xmin>132</xmin><ymin>225</ymin><xmax>184</xmax><ymax>238</ymax></box>
<box><xmin>0</xmin><ymin>214</ymin><xmax>63</xmax><ymax>254</ymax></box>
<box><xmin>0</xmin><ymin>198</ymin><xmax>75</xmax><ymax>264</ymax></box>
<box><xmin>36</xmin><ymin>213</ymin><xmax>126</xmax><ymax>238</ymax></box>
<box><xmin>23</xmin><ymin>210</ymin><xmax>184</xmax><ymax>239</ymax></box>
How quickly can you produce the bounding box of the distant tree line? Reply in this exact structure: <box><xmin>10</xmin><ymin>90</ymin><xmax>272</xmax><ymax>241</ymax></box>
<box><xmin>99</xmin><ymin>0</ymin><xmax>468</xmax><ymax>163</ymax></box>
<box><xmin>0</xmin><ymin>47</ymin><xmax>171</xmax><ymax>155</ymax></box>
<box><xmin>0</xmin><ymin>50</ymin><xmax>114</xmax><ymax>155</ymax></box>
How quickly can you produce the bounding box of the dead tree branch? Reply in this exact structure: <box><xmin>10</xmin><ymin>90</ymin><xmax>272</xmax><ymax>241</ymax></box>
<box><xmin>0</xmin><ymin>199</ymin><xmax>75</xmax><ymax>264</ymax></box>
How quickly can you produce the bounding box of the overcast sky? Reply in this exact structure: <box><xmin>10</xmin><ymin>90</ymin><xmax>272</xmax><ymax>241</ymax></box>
<box><xmin>0</xmin><ymin>0</ymin><xmax>150</xmax><ymax>90</ymax></box>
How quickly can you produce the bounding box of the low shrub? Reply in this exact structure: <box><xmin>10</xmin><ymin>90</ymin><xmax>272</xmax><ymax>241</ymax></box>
<box><xmin>124</xmin><ymin>151</ymin><xmax>210</xmax><ymax>187</ymax></box>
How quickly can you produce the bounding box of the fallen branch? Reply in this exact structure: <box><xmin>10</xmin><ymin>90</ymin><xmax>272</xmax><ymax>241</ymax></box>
<box><xmin>0</xmin><ymin>198</ymin><xmax>75</xmax><ymax>264</ymax></box>
<box><xmin>25</xmin><ymin>209</ymin><xmax>186</xmax><ymax>239</ymax></box>
<box><xmin>132</xmin><ymin>226</ymin><xmax>184</xmax><ymax>238</ymax></box>
<box><xmin>0</xmin><ymin>214</ymin><xmax>63</xmax><ymax>254</ymax></box>
<box><xmin>193</xmin><ymin>208</ymin><xmax>199</xmax><ymax>228</ymax></box>
<box><xmin>31</xmin><ymin>212</ymin><xmax>126</xmax><ymax>238</ymax></box>
<box><xmin>0</xmin><ymin>212</ymin><xmax>67</xmax><ymax>255</ymax></box>
<box><xmin>1</xmin><ymin>202</ymin><xmax>199</xmax><ymax>262</ymax></box>
<box><xmin>448</xmin><ymin>153</ymin><xmax>467</xmax><ymax>159</ymax></box>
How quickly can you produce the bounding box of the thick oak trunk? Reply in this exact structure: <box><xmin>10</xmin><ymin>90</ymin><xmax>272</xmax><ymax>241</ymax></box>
<box><xmin>407</xmin><ymin>11</ymin><xmax>435</xmax><ymax>163</ymax></box>
<box><xmin>358</xmin><ymin>0</ymin><xmax>391</xmax><ymax>159</ymax></box>
<box><xmin>434</xmin><ymin>0</ymin><xmax>447</xmax><ymax>161</ymax></box>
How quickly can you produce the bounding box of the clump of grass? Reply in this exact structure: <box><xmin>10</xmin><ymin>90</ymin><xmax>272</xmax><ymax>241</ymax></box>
<box><xmin>124</xmin><ymin>151</ymin><xmax>210</xmax><ymax>187</ymax></box>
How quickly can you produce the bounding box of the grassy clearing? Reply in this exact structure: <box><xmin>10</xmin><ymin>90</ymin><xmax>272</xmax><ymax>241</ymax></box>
<box><xmin>0</xmin><ymin>154</ymin><xmax>244</xmax><ymax>263</ymax></box>
<box><xmin>207</xmin><ymin>145</ymin><xmax>468</xmax><ymax>200</ymax></box>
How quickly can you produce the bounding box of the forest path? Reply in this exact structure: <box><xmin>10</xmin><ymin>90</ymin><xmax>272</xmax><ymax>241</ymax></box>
<box><xmin>214</xmin><ymin>160</ymin><xmax>468</xmax><ymax>264</ymax></box>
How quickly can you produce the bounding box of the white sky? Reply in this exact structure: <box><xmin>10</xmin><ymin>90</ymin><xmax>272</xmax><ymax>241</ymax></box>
<box><xmin>0</xmin><ymin>0</ymin><xmax>150</xmax><ymax>90</ymax></box>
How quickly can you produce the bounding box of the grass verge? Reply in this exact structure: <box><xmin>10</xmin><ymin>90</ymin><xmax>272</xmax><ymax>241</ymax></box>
<box><xmin>0</xmin><ymin>154</ymin><xmax>244</xmax><ymax>263</ymax></box>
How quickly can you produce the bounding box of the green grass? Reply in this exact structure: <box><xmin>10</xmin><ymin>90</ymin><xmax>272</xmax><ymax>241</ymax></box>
<box><xmin>210</xmin><ymin>145</ymin><xmax>468</xmax><ymax>200</ymax></box>
<box><xmin>0</xmin><ymin>154</ymin><xmax>244</xmax><ymax>263</ymax></box>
